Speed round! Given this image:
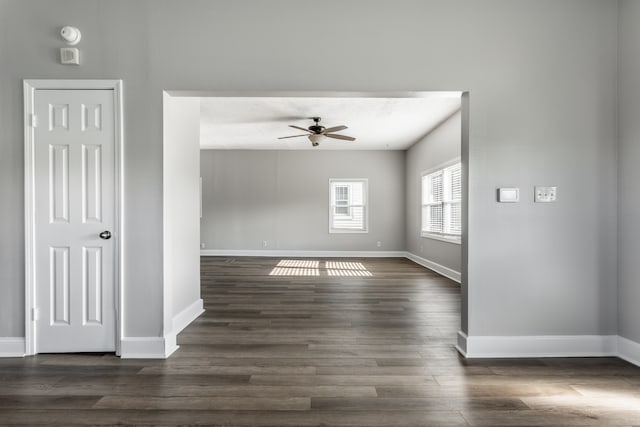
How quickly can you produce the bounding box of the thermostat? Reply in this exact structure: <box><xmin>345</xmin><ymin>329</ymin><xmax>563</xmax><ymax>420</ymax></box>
<box><xmin>497</xmin><ymin>187</ymin><xmax>519</xmax><ymax>203</ymax></box>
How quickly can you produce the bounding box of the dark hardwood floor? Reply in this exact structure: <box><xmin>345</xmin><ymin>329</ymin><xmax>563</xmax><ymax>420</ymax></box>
<box><xmin>1</xmin><ymin>257</ymin><xmax>640</xmax><ymax>426</ymax></box>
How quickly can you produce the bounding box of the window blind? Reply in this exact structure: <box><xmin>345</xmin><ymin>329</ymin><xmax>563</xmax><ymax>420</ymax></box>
<box><xmin>422</xmin><ymin>162</ymin><xmax>461</xmax><ymax>238</ymax></box>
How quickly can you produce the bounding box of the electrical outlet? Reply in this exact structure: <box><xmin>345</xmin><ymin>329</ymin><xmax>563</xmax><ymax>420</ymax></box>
<box><xmin>200</xmin><ymin>243</ymin><xmax>205</xmax><ymax>249</ymax></box>
<box><xmin>376</xmin><ymin>241</ymin><xmax>382</xmax><ymax>247</ymax></box>
<box><xmin>535</xmin><ymin>186</ymin><xmax>557</xmax><ymax>203</ymax></box>
<box><xmin>262</xmin><ymin>240</ymin><xmax>268</xmax><ymax>248</ymax></box>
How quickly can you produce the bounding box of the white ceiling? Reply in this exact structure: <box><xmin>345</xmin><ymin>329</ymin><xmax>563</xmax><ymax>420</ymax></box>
<box><xmin>199</xmin><ymin>93</ymin><xmax>462</xmax><ymax>150</ymax></box>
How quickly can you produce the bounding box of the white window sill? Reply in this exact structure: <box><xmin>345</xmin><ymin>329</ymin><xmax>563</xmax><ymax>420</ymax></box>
<box><xmin>330</xmin><ymin>229</ymin><xmax>368</xmax><ymax>234</ymax></box>
<box><xmin>421</xmin><ymin>233</ymin><xmax>461</xmax><ymax>245</ymax></box>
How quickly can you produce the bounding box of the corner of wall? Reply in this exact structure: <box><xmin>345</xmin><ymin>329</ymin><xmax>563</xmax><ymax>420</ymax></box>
<box><xmin>618</xmin><ymin>336</ymin><xmax>640</xmax><ymax>366</ymax></box>
<box><xmin>455</xmin><ymin>331</ymin><xmax>468</xmax><ymax>356</ymax></box>
<box><xmin>119</xmin><ymin>336</ymin><xmax>178</xmax><ymax>359</ymax></box>
<box><xmin>172</xmin><ymin>298</ymin><xmax>204</xmax><ymax>336</ymax></box>
<box><xmin>120</xmin><ymin>298</ymin><xmax>203</xmax><ymax>359</ymax></box>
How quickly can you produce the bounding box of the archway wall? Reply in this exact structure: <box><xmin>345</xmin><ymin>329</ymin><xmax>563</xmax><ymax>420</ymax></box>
<box><xmin>0</xmin><ymin>1</ymin><xmax>619</xmax><ymax>356</ymax></box>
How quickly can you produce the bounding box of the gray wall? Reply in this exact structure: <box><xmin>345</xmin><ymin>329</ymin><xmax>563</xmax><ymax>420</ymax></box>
<box><xmin>618</xmin><ymin>0</ymin><xmax>640</xmax><ymax>343</ymax></box>
<box><xmin>406</xmin><ymin>111</ymin><xmax>462</xmax><ymax>273</ymax></box>
<box><xmin>0</xmin><ymin>0</ymin><xmax>620</xmax><ymax>342</ymax></box>
<box><xmin>162</xmin><ymin>95</ymin><xmax>201</xmax><ymax>326</ymax></box>
<box><xmin>200</xmin><ymin>150</ymin><xmax>406</xmax><ymax>251</ymax></box>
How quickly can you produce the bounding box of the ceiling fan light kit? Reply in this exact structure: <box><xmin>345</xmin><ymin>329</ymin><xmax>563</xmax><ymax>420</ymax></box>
<box><xmin>278</xmin><ymin>117</ymin><xmax>356</xmax><ymax>147</ymax></box>
<box><xmin>309</xmin><ymin>134</ymin><xmax>323</xmax><ymax>146</ymax></box>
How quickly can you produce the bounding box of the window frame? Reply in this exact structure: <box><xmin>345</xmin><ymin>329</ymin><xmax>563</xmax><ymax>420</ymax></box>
<box><xmin>329</xmin><ymin>178</ymin><xmax>368</xmax><ymax>234</ymax></box>
<box><xmin>421</xmin><ymin>159</ymin><xmax>461</xmax><ymax>244</ymax></box>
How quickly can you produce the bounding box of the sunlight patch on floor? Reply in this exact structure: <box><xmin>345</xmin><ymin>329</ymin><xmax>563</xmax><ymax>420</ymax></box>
<box><xmin>269</xmin><ymin>260</ymin><xmax>373</xmax><ymax>277</ymax></box>
<box><xmin>523</xmin><ymin>387</ymin><xmax>640</xmax><ymax>411</ymax></box>
<box><xmin>269</xmin><ymin>267</ymin><xmax>320</xmax><ymax>276</ymax></box>
<box><xmin>276</xmin><ymin>260</ymin><xmax>320</xmax><ymax>268</ymax></box>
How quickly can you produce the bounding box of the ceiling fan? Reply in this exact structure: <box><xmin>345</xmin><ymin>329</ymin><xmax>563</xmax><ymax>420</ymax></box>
<box><xmin>278</xmin><ymin>117</ymin><xmax>356</xmax><ymax>146</ymax></box>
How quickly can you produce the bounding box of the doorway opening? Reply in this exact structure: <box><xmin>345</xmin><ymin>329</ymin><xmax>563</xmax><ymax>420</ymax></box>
<box><xmin>163</xmin><ymin>90</ymin><xmax>470</xmax><ymax>353</ymax></box>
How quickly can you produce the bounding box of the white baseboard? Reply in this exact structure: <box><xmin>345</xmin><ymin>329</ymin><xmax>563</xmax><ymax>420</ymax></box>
<box><xmin>617</xmin><ymin>336</ymin><xmax>640</xmax><ymax>367</ymax></box>
<box><xmin>0</xmin><ymin>338</ymin><xmax>25</xmax><ymax>357</ymax></box>
<box><xmin>405</xmin><ymin>252</ymin><xmax>461</xmax><ymax>283</ymax></box>
<box><xmin>119</xmin><ymin>336</ymin><xmax>178</xmax><ymax>359</ymax></box>
<box><xmin>455</xmin><ymin>331</ymin><xmax>468</xmax><ymax>356</ymax></box>
<box><xmin>457</xmin><ymin>333</ymin><xmax>618</xmax><ymax>359</ymax></box>
<box><xmin>172</xmin><ymin>298</ymin><xmax>204</xmax><ymax>335</ymax></box>
<box><xmin>122</xmin><ymin>299</ymin><xmax>203</xmax><ymax>360</ymax></box>
<box><xmin>201</xmin><ymin>249</ymin><xmax>406</xmax><ymax>258</ymax></box>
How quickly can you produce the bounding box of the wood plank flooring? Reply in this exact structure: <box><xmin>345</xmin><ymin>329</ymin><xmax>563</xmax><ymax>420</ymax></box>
<box><xmin>1</xmin><ymin>257</ymin><xmax>640</xmax><ymax>426</ymax></box>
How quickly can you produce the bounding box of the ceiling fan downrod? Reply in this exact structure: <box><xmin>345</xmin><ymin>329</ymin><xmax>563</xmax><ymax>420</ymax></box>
<box><xmin>308</xmin><ymin>117</ymin><xmax>325</xmax><ymax>134</ymax></box>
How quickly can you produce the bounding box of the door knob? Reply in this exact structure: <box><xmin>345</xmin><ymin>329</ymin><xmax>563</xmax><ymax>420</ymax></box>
<box><xmin>99</xmin><ymin>230</ymin><xmax>112</xmax><ymax>240</ymax></box>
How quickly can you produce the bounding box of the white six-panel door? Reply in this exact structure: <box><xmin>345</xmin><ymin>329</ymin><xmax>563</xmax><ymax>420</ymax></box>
<box><xmin>33</xmin><ymin>89</ymin><xmax>116</xmax><ymax>352</ymax></box>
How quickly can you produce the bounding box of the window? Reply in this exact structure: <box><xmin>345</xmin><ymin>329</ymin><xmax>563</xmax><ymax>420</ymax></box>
<box><xmin>334</xmin><ymin>185</ymin><xmax>350</xmax><ymax>216</ymax></box>
<box><xmin>422</xmin><ymin>161</ymin><xmax>461</xmax><ymax>242</ymax></box>
<box><xmin>329</xmin><ymin>179</ymin><xmax>367</xmax><ymax>233</ymax></box>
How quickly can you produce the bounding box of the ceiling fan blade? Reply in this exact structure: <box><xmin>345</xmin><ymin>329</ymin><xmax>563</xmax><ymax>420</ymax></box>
<box><xmin>322</xmin><ymin>125</ymin><xmax>348</xmax><ymax>134</ymax></box>
<box><xmin>289</xmin><ymin>125</ymin><xmax>313</xmax><ymax>133</ymax></box>
<box><xmin>277</xmin><ymin>134</ymin><xmax>309</xmax><ymax>139</ymax></box>
<box><xmin>325</xmin><ymin>133</ymin><xmax>356</xmax><ymax>141</ymax></box>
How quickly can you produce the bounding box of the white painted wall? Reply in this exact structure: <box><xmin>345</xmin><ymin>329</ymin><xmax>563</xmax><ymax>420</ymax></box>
<box><xmin>0</xmin><ymin>1</ymin><xmax>620</xmax><ymax>350</ymax></box>
<box><xmin>406</xmin><ymin>111</ymin><xmax>462</xmax><ymax>273</ymax></box>
<box><xmin>618</xmin><ymin>0</ymin><xmax>640</xmax><ymax>345</ymax></box>
<box><xmin>200</xmin><ymin>150</ymin><xmax>405</xmax><ymax>252</ymax></box>
<box><xmin>162</xmin><ymin>94</ymin><xmax>202</xmax><ymax>338</ymax></box>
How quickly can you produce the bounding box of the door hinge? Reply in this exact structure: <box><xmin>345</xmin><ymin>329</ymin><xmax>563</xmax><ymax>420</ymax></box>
<box><xmin>32</xmin><ymin>307</ymin><xmax>39</xmax><ymax>321</ymax></box>
<box><xmin>30</xmin><ymin>114</ymin><xmax>38</xmax><ymax>128</ymax></box>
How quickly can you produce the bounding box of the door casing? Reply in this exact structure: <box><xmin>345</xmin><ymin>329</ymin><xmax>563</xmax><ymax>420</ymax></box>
<box><xmin>24</xmin><ymin>80</ymin><xmax>124</xmax><ymax>356</ymax></box>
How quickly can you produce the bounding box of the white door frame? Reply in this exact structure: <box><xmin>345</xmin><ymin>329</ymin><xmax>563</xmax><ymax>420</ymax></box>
<box><xmin>23</xmin><ymin>79</ymin><xmax>124</xmax><ymax>356</ymax></box>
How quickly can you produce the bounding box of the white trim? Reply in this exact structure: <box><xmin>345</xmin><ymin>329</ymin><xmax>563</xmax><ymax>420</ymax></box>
<box><xmin>114</xmin><ymin>80</ymin><xmax>124</xmax><ymax>357</ymax></box>
<box><xmin>0</xmin><ymin>338</ymin><xmax>26</xmax><ymax>357</ymax></box>
<box><xmin>172</xmin><ymin>299</ymin><xmax>204</xmax><ymax>336</ymax></box>
<box><xmin>617</xmin><ymin>336</ymin><xmax>640</xmax><ymax>367</ymax></box>
<box><xmin>23</xmin><ymin>79</ymin><xmax>124</xmax><ymax>357</ymax></box>
<box><xmin>201</xmin><ymin>250</ymin><xmax>406</xmax><ymax>258</ymax></box>
<box><xmin>405</xmin><ymin>252</ymin><xmax>461</xmax><ymax>283</ymax></box>
<box><xmin>23</xmin><ymin>82</ymin><xmax>36</xmax><ymax>356</ymax></box>
<box><xmin>455</xmin><ymin>331</ymin><xmax>468</xmax><ymax>356</ymax></box>
<box><xmin>120</xmin><ymin>337</ymin><xmax>178</xmax><ymax>359</ymax></box>
<box><xmin>458</xmin><ymin>334</ymin><xmax>618</xmax><ymax>359</ymax></box>
<box><xmin>168</xmin><ymin>90</ymin><xmax>463</xmax><ymax>99</ymax></box>
<box><xmin>158</xmin><ymin>299</ymin><xmax>205</xmax><ymax>359</ymax></box>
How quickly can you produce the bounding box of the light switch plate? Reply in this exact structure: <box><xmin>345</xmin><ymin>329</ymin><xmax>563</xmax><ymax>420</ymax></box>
<box><xmin>535</xmin><ymin>186</ymin><xmax>557</xmax><ymax>202</ymax></box>
<box><xmin>497</xmin><ymin>187</ymin><xmax>519</xmax><ymax>203</ymax></box>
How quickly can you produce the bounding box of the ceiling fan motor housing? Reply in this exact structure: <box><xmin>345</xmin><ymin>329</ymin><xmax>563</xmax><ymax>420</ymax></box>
<box><xmin>309</xmin><ymin>125</ymin><xmax>325</xmax><ymax>134</ymax></box>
